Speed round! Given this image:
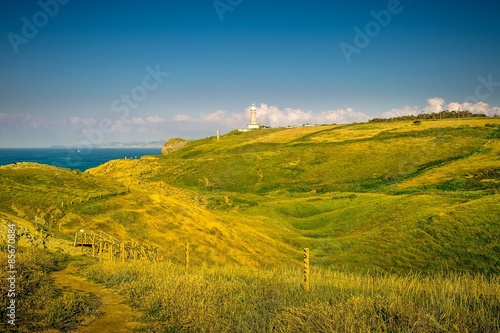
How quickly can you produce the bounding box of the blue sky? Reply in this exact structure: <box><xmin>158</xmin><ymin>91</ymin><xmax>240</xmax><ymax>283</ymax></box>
<box><xmin>1</xmin><ymin>0</ymin><xmax>499</xmax><ymax>147</ymax></box>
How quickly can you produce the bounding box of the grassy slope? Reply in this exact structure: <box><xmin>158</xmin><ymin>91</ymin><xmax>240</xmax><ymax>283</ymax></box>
<box><xmin>88</xmin><ymin>118</ymin><xmax>500</xmax><ymax>273</ymax></box>
<box><xmin>115</xmin><ymin>119</ymin><xmax>496</xmax><ymax>195</ymax></box>
<box><xmin>82</xmin><ymin>260</ymin><xmax>500</xmax><ymax>333</ymax></box>
<box><xmin>2</xmin><ymin>118</ymin><xmax>499</xmax><ymax>273</ymax></box>
<box><xmin>0</xmin><ymin>163</ymin><xmax>296</xmax><ymax>267</ymax></box>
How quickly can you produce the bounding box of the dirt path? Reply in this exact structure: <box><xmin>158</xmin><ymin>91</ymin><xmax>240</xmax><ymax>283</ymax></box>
<box><xmin>51</xmin><ymin>262</ymin><xmax>146</xmax><ymax>333</ymax></box>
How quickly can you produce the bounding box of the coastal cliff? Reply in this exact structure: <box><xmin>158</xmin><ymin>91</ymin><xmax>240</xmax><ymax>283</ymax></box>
<box><xmin>161</xmin><ymin>138</ymin><xmax>189</xmax><ymax>155</ymax></box>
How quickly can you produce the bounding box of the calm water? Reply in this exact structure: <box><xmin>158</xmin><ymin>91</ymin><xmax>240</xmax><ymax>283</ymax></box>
<box><xmin>0</xmin><ymin>148</ymin><xmax>161</xmax><ymax>171</ymax></box>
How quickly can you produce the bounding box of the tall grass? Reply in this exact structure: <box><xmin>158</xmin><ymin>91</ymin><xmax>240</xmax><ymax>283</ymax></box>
<box><xmin>84</xmin><ymin>260</ymin><xmax>500</xmax><ymax>333</ymax></box>
<box><xmin>0</xmin><ymin>247</ymin><xmax>100</xmax><ymax>332</ymax></box>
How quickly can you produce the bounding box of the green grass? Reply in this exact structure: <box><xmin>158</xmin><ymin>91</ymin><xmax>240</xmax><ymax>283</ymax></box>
<box><xmin>2</xmin><ymin>118</ymin><xmax>500</xmax><ymax>332</ymax></box>
<box><xmin>0</xmin><ymin>247</ymin><xmax>100</xmax><ymax>332</ymax></box>
<box><xmin>80</xmin><ymin>118</ymin><xmax>500</xmax><ymax>273</ymax></box>
<box><xmin>2</xmin><ymin>118</ymin><xmax>500</xmax><ymax>274</ymax></box>
<box><xmin>136</xmin><ymin>121</ymin><xmax>495</xmax><ymax>195</ymax></box>
<box><xmin>0</xmin><ymin>163</ymin><xmax>127</xmax><ymax>219</ymax></box>
<box><xmin>83</xmin><ymin>260</ymin><xmax>500</xmax><ymax>333</ymax></box>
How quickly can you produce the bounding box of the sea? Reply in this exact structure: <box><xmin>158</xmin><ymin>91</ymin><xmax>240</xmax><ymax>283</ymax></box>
<box><xmin>0</xmin><ymin>148</ymin><xmax>162</xmax><ymax>172</ymax></box>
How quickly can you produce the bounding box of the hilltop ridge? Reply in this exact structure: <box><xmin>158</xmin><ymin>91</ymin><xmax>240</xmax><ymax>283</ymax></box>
<box><xmin>86</xmin><ymin>118</ymin><xmax>500</xmax><ymax>273</ymax></box>
<box><xmin>94</xmin><ymin>118</ymin><xmax>500</xmax><ymax>195</ymax></box>
<box><xmin>1</xmin><ymin>118</ymin><xmax>499</xmax><ymax>273</ymax></box>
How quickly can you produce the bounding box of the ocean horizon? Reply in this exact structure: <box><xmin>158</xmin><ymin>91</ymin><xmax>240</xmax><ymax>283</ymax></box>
<box><xmin>0</xmin><ymin>148</ymin><xmax>162</xmax><ymax>172</ymax></box>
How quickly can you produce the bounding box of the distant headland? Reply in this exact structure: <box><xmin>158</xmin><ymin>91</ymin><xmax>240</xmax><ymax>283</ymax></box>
<box><xmin>50</xmin><ymin>140</ymin><xmax>165</xmax><ymax>149</ymax></box>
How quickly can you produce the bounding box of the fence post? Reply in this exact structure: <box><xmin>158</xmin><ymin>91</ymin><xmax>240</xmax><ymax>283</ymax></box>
<box><xmin>303</xmin><ymin>248</ymin><xmax>310</xmax><ymax>291</ymax></box>
<box><xmin>185</xmin><ymin>243</ymin><xmax>189</xmax><ymax>271</ymax></box>
<box><xmin>110</xmin><ymin>244</ymin><xmax>114</xmax><ymax>261</ymax></box>
<box><xmin>99</xmin><ymin>241</ymin><xmax>103</xmax><ymax>262</ymax></box>
<box><xmin>92</xmin><ymin>237</ymin><xmax>96</xmax><ymax>257</ymax></box>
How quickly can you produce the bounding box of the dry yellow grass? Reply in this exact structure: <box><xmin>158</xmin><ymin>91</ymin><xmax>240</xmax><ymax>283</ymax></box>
<box><xmin>84</xmin><ymin>259</ymin><xmax>500</xmax><ymax>333</ymax></box>
<box><xmin>241</xmin><ymin>125</ymin><xmax>337</xmax><ymax>144</ymax></box>
<box><xmin>395</xmin><ymin>139</ymin><xmax>500</xmax><ymax>190</ymax></box>
<box><xmin>307</xmin><ymin>118</ymin><xmax>500</xmax><ymax>143</ymax></box>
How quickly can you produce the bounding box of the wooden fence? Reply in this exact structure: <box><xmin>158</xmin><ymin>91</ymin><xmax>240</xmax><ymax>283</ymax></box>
<box><xmin>74</xmin><ymin>233</ymin><xmax>311</xmax><ymax>289</ymax></box>
<box><xmin>74</xmin><ymin>230</ymin><xmax>158</xmax><ymax>262</ymax></box>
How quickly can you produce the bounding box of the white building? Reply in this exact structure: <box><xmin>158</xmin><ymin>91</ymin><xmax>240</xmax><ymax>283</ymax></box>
<box><xmin>247</xmin><ymin>103</ymin><xmax>260</xmax><ymax>130</ymax></box>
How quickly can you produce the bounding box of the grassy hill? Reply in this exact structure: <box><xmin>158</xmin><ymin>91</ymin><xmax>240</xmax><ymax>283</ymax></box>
<box><xmin>1</xmin><ymin>118</ymin><xmax>499</xmax><ymax>274</ymax></box>
<box><xmin>87</xmin><ymin>118</ymin><xmax>500</xmax><ymax>273</ymax></box>
<box><xmin>2</xmin><ymin>118</ymin><xmax>499</xmax><ymax>332</ymax></box>
<box><xmin>149</xmin><ymin>119</ymin><xmax>498</xmax><ymax>195</ymax></box>
<box><xmin>0</xmin><ymin>163</ymin><xmax>296</xmax><ymax>267</ymax></box>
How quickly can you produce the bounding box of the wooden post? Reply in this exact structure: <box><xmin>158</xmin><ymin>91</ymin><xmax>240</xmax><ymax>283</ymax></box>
<box><xmin>110</xmin><ymin>244</ymin><xmax>114</xmax><ymax>261</ymax></box>
<box><xmin>303</xmin><ymin>248</ymin><xmax>310</xmax><ymax>291</ymax></box>
<box><xmin>74</xmin><ymin>233</ymin><xmax>78</xmax><ymax>247</ymax></box>
<box><xmin>80</xmin><ymin>234</ymin><xmax>84</xmax><ymax>252</ymax></box>
<box><xmin>121</xmin><ymin>242</ymin><xmax>125</xmax><ymax>263</ymax></box>
<box><xmin>92</xmin><ymin>237</ymin><xmax>96</xmax><ymax>257</ymax></box>
<box><xmin>99</xmin><ymin>241</ymin><xmax>103</xmax><ymax>262</ymax></box>
<box><xmin>132</xmin><ymin>241</ymin><xmax>137</xmax><ymax>260</ymax></box>
<box><xmin>185</xmin><ymin>243</ymin><xmax>189</xmax><ymax>271</ymax></box>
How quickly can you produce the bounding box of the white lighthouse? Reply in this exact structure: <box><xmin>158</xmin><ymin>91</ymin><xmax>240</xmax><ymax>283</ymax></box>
<box><xmin>247</xmin><ymin>103</ymin><xmax>260</xmax><ymax>130</ymax></box>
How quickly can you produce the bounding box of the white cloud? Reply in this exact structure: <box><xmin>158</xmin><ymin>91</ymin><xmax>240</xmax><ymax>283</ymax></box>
<box><xmin>146</xmin><ymin>115</ymin><xmax>165</xmax><ymax>123</ymax></box>
<box><xmin>106</xmin><ymin>115</ymin><xmax>166</xmax><ymax>133</ymax></box>
<box><xmin>423</xmin><ymin>97</ymin><xmax>445</xmax><ymax>113</ymax></box>
<box><xmin>202</xmin><ymin>109</ymin><xmax>227</xmax><ymax>122</ymax></box>
<box><xmin>381</xmin><ymin>105</ymin><xmax>421</xmax><ymax>118</ymax></box>
<box><xmin>173</xmin><ymin>110</ymin><xmax>245</xmax><ymax>128</ymax></box>
<box><xmin>0</xmin><ymin>112</ymin><xmax>171</xmax><ymax>146</ymax></box>
<box><xmin>173</xmin><ymin>114</ymin><xmax>195</xmax><ymax>121</ymax></box>
<box><xmin>70</xmin><ymin>116</ymin><xmax>97</xmax><ymax>127</ymax></box>
<box><xmin>0</xmin><ymin>112</ymin><xmax>52</xmax><ymax>129</ymax></box>
<box><xmin>251</xmin><ymin>104</ymin><xmax>312</xmax><ymax>126</ymax></box>
<box><xmin>249</xmin><ymin>104</ymin><xmax>370</xmax><ymax>126</ymax></box>
<box><xmin>172</xmin><ymin>104</ymin><xmax>370</xmax><ymax>128</ymax></box>
<box><xmin>444</xmin><ymin>101</ymin><xmax>496</xmax><ymax>115</ymax></box>
<box><xmin>130</xmin><ymin>117</ymin><xmax>146</xmax><ymax>125</ymax></box>
<box><xmin>381</xmin><ymin>97</ymin><xmax>500</xmax><ymax>119</ymax></box>
<box><xmin>315</xmin><ymin>108</ymin><xmax>371</xmax><ymax>124</ymax></box>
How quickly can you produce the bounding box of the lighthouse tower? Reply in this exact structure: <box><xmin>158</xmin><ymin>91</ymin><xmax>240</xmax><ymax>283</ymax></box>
<box><xmin>247</xmin><ymin>103</ymin><xmax>260</xmax><ymax>130</ymax></box>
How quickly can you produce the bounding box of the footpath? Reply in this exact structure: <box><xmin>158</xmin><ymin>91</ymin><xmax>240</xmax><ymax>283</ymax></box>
<box><xmin>50</xmin><ymin>260</ymin><xmax>145</xmax><ymax>333</ymax></box>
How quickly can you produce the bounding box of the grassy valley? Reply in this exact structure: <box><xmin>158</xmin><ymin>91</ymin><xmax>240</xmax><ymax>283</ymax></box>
<box><xmin>88</xmin><ymin>118</ymin><xmax>500</xmax><ymax>274</ymax></box>
<box><xmin>1</xmin><ymin>117</ymin><xmax>500</xmax><ymax>332</ymax></box>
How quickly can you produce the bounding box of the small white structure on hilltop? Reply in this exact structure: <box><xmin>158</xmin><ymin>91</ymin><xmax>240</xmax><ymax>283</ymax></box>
<box><xmin>247</xmin><ymin>103</ymin><xmax>260</xmax><ymax>130</ymax></box>
<box><xmin>238</xmin><ymin>102</ymin><xmax>262</xmax><ymax>132</ymax></box>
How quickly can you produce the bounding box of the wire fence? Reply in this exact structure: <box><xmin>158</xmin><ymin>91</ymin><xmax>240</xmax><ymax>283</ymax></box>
<box><xmin>73</xmin><ymin>237</ymin><xmax>500</xmax><ymax>301</ymax></box>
